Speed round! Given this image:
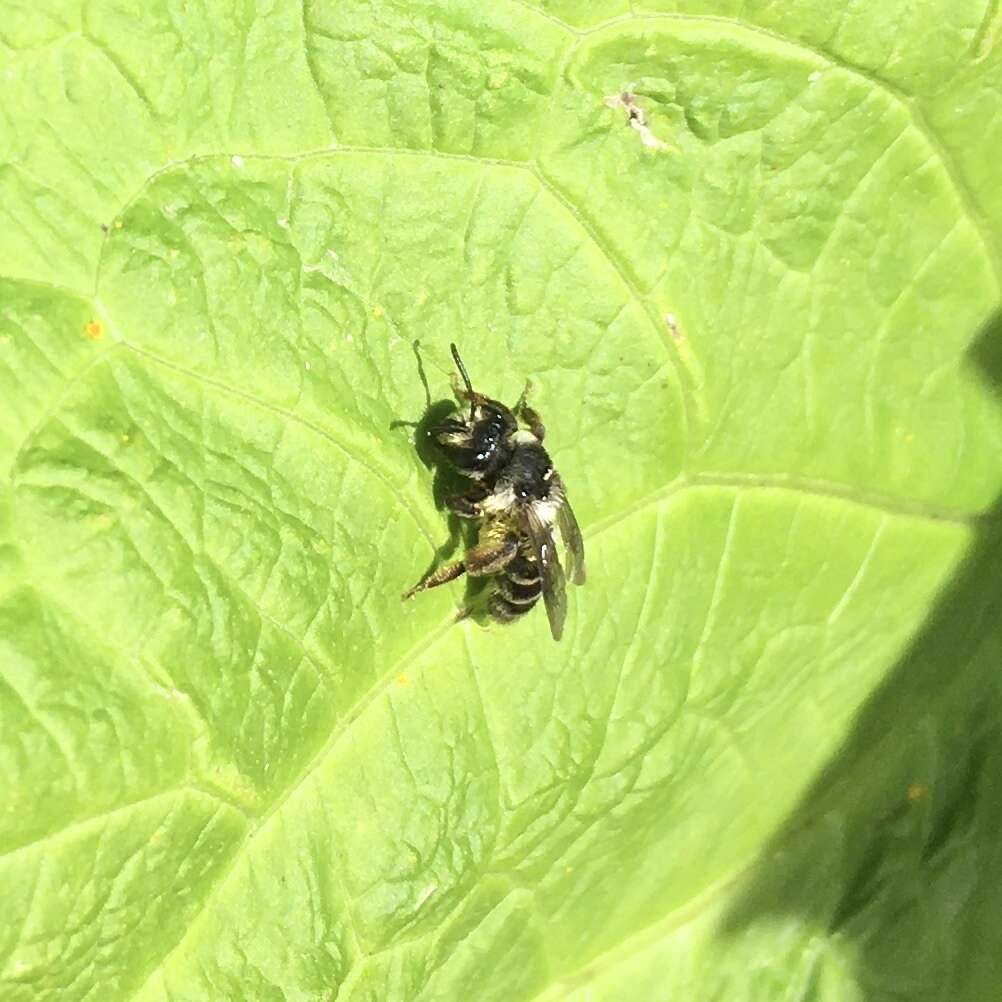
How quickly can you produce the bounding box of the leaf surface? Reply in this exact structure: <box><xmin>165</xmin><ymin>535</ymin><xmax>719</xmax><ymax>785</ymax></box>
<box><xmin>2</xmin><ymin>1</ymin><xmax>1001</xmax><ymax>999</ymax></box>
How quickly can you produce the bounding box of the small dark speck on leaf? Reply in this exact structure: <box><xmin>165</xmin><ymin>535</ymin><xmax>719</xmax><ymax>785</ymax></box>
<box><xmin>604</xmin><ymin>90</ymin><xmax>672</xmax><ymax>151</ymax></box>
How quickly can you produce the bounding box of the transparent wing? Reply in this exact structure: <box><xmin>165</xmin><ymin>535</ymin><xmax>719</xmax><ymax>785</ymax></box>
<box><xmin>525</xmin><ymin>506</ymin><xmax>567</xmax><ymax>641</ymax></box>
<box><xmin>554</xmin><ymin>484</ymin><xmax>586</xmax><ymax>586</ymax></box>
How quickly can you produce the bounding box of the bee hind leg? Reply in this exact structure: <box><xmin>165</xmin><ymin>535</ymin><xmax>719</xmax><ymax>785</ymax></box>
<box><xmin>464</xmin><ymin>536</ymin><xmax>518</xmax><ymax>576</ymax></box>
<box><xmin>402</xmin><ymin>559</ymin><xmax>467</xmax><ymax>600</ymax></box>
<box><xmin>402</xmin><ymin>537</ymin><xmax>516</xmax><ymax>602</ymax></box>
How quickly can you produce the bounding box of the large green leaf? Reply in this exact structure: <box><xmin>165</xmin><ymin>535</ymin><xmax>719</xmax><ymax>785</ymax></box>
<box><xmin>2</xmin><ymin>1</ymin><xmax>1001</xmax><ymax>999</ymax></box>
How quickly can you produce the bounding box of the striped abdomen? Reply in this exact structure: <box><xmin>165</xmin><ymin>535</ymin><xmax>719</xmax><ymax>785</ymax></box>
<box><xmin>488</xmin><ymin>550</ymin><xmax>541</xmax><ymax>624</ymax></box>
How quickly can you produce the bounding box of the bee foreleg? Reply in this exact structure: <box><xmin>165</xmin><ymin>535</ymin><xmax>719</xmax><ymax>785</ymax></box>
<box><xmin>520</xmin><ymin>406</ymin><xmax>545</xmax><ymax>442</ymax></box>
<box><xmin>449</xmin><ymin>374</ymin><xmax>490</xmax><ymax>409</ymax></box>
<box><xmin>513</xmin><ymin>382</ymin><xmax>546</xmax><ymax>441</ymax></box>
<box><xmin>450</xmin><ymin>372</ymin><xmax>472</xmax><ymax>403</ymax></box>
<box><xmin>430</xmin><ymin>418</ymin><xmax>472</xmax><ymax>447</ymax></box>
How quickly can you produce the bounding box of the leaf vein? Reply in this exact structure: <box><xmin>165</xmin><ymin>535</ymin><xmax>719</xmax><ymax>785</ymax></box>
<box><xmin>126</xmin><ymin>609</ymin><xmax>460</xmax><ymax>1000</ymax></box>
<box><xmin>120</xmin><ymin>343</ymin><xmax>438</xmax><ymax>547</ymax></box>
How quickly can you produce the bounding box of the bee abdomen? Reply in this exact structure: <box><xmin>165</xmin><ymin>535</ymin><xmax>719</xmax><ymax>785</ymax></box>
<box><xmin>489</xmin><ymin>561</ymin><xmax>541</xmax><ymax>622</ymax></box>
<box><xmin>506</xmin><ymin>555</ymin><xmax>539</xmax><ymax>585</ymax></box>
<box><xmin>488</xmin><ymin>591</ymin><xmax>538</xmax><ymax>622</ymax></box>
<box><xmin>498</xmin><ymin>575</ymin><xmax>541</xmax><ymax>604</ymax></box>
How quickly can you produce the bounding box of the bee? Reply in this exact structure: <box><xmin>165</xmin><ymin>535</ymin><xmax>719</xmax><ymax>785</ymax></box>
<box><xmin>403</xmin><ymin>344</ymin><xmax>585</xmax><ymax>640</ymax></box>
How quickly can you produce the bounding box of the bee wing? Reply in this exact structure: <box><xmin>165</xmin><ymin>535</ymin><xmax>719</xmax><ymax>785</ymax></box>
<box><xmin>555</xmin><ymin>492</ymin><xmax>586</xmax><ymax>586</ymax></box>
<box><xmin>525</xmin><ymin>505</ymin><xmax>568</xmax><ymax>641</ymax></box>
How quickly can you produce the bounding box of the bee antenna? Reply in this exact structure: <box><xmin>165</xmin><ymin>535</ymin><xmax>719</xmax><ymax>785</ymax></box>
<box><xmin>450</xmin><ymin>343</ymin><xmax>476</xmax><ymax>422</ymax></box>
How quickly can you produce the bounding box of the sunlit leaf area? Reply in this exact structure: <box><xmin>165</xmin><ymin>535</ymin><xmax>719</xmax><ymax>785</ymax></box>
<box><xmin>2</xmin><ymin>1</ymin><xmax>1001</xmax><ymax>999</ymax></box>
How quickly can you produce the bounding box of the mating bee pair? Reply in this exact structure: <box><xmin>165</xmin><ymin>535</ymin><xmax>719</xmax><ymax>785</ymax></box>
<box><xmin>403</xmin><ymin>345</ymin><xmax>585</xmax><ymax>640</ymax></box>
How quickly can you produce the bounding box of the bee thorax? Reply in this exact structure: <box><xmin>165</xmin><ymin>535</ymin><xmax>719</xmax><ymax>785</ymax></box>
<box><xmin>479</xmin><ymin>488</ymin><xmax>516</xmax><ymax>514</ymax></box>
<box><xmin>529</xmin><ymin>497</ymin><xmax>561</xmax><ymax>528</ymax></box>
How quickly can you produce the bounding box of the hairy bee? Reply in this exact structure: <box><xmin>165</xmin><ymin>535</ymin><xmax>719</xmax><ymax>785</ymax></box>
<box><xmin>403</xmin><ymin>344</ymin><xmax>586</xmax><ymax>640</ymax></box>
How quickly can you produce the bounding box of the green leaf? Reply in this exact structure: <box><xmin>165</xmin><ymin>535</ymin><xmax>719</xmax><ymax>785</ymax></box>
<box><xmin>2</xmin><ymin>2</ymin><xmax>1001</xmax><ymax>1000</ymax></box>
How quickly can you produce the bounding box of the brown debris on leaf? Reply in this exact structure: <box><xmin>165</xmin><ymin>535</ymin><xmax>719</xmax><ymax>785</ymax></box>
<box><xmin>604</xmin><ymin>91</ymin><xmax>672</xmax><ymax>151</ymax></box>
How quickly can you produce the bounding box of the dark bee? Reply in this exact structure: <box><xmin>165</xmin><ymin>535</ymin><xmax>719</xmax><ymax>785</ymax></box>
<box><xmin>403</xmin><ymin>344</ymin><xmax>585</xmax><ymax>640</ymax></box>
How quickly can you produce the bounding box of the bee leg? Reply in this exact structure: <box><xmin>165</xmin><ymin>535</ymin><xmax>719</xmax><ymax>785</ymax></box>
<box><xmin>464</xmin><ymin>536</ymin><xmax>518</xmax><ymax>576</ymax></box>
<box><xmin>402</xmin><ymin>559</ymin><xmax>467</xmax><ymax>600</ymax></box>
<box><xmin>513</xmin><ymin>381</ymin><xmax>546</xmax><ymax>441</ymax></box>
<box><xmin>512</xmin><ymin>380</ymin><xmax>531</xmax><ymax>413</ymax></box>
<box><xmin>429</xmin><ymin>418</ymin><xmax>472</xmax><ymax>447</ymax></box>
<box><xmin>445</xmin><ymin>487</ymin><xmax>488</xmax><ymax>519</ymax></box>
<box><xmin>450</xmin><ymin>372</ymin><xmax>472</xmax><ymax>403</ymax></box>
<box><xmin>520</xmin><ymin>405</ymin><xmax>546</xmax><ymax>442</ymax></box>
<box><xmin>402</xmin><ymin>537</ymin><xmax>517</xmax><ymax>601</ymax></box>
<box><xmin>449</xmin><ymin>374</ymin><xmax>490</xmax><ymax>411</ymax></box>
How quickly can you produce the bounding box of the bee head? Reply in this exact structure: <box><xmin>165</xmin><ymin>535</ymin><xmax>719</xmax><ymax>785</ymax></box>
<box><xmin>429</xmin><ymin>345</ymin><xmax>519</xmax><ymax>480</ymax></box>
<box><xmin>460</xmin><ymin>397</ymin><xmax>517</xmax><ymax>476</ymax></box>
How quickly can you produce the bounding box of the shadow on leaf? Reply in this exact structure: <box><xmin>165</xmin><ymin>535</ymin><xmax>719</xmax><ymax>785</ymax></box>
<box><xmin>720</xmin><ymin>308</ymin><xmax>1002</xmax><ymax>999</ymax></box>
